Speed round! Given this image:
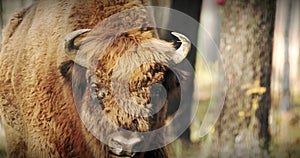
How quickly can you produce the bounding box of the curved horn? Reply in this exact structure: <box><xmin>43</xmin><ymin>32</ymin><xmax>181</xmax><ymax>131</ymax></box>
<box><xmin>171</xmin><ymin>32</ymin><xmax>191</xmax><ymax>64</ymax></box>
<box><xmin>64</xmin><ymin>29</ymin><xmax>91</xmax><ymax>59</ymax></box>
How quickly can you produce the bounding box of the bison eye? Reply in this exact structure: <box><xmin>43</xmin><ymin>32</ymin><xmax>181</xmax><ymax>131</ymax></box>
<box><xmin>88</xmin><ymin>76</ymin><xmax>99</xmax><ymax>93</ymax></box>
<box><xmin>91</xmin><ymin>83</ymin><xmax>99</xmax><ymax>92</ymax></box>
<box><xmin>90</xmin><ymin>83</ymin><xmax>99</xmax><ymax>100</ymax></box>
<box><xmin>90</xmin><ymin>82</ymin><xmax>107</xmax><ymax>100</ymax></box>
<box><xmin>97</xmin><ymin>89</ymin><xmax>106</xmax><ymax>100</ymax></box>
<box><xmin>88</xmin><ymin>76</ymin><xmax>106</xmax><ymax>101</ymax></box>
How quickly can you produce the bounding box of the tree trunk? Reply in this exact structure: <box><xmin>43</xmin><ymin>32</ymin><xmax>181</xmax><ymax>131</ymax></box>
<box><xmin>280</xmin><ymin>0</ymin><xmax>292</xmax><ymax>112</ymax></box>
<box><xmin>205</xmin><ymin>0</ymin><xmax>276</xmax><ymax>157</ymax></box>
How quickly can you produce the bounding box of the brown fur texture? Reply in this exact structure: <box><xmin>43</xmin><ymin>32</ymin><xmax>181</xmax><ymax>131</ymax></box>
<box><xmin>0</xmin><ymin>0</ymin><xmax>178</xmax><ymax>157</ymax></box>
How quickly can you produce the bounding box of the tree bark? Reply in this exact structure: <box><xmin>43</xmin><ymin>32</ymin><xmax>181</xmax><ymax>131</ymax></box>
<box><xmin>206</xmin><ymin>0</ymin><xmax>276</xmax><ymax>157</ymax></box>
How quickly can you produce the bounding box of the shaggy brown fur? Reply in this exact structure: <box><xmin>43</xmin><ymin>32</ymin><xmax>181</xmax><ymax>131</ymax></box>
<box><xmin>0</xmin><ymin>0</ymin><xmax>177</xmax><ymax>158</ymax></box>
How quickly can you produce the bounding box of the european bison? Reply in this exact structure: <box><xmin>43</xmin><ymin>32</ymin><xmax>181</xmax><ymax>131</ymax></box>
<box><xmin>0</xmin><ymin>0</ymin><xmax>190</xmax><ymax>157</ymax></box>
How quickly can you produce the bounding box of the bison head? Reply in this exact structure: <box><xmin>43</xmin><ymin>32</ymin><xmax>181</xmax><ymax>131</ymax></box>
<box><xmin>60</xmin><ymin>28</ymin><xmax>190</xmax><ymax>157</ymax></box>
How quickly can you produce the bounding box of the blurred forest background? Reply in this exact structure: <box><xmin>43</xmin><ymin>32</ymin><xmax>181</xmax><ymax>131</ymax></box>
<box><xmin>0</xmin><ymin>0</ymin><xmax>300</xmax><ymax>158</ymax></box>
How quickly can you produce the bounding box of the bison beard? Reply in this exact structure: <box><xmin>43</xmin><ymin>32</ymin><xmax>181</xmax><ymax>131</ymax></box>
<box><xmin>0</xmin><ymin>0</ymin><xmax>190</xmax><ymax>158</ymax></box>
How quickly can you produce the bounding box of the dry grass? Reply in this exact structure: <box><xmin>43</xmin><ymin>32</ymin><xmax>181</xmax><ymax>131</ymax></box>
<box><xmin>270</xmin><ymin>107</ymin><xmax>300</xmax><ymax>158</ymax></box>
<box><xmin>167</xmin><ymin>140</ymin><xmax>201</xmax><ymax>158</ymax></box>
<box><xmin>0</xmin><ymin>121</ymin><xmax>7</xmax><ymax>158</ymax></box>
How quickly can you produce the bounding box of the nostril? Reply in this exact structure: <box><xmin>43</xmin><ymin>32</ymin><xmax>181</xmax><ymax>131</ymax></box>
<box><xmin>109</xmin><ymin>139</ymin><xmax>123</xmax><ymax>154</ymax></box>
<box><xmin>107</xmin><ymin>132</ymin><xmax>144</xmax><ymax>156</ymax></box>
<box><xmin>111</xmin><ymin>136</ymin><xmax>142</xmax><ymax>149</ymax></box>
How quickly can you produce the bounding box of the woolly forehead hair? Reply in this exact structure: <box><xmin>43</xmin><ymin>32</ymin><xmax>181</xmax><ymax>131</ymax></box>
<box><xmin>100</xmin><ymin>39</ymin><xmax>174</xmax><ymax>118</ymax></box>
<box><xmin>112</xmin><ymin>38</ymin><xmax>175</xmax><ymax>80</ymax></box>
<box><xmin>74</xmin><ymin>29</ymin><xmax>158</xmax><ymax>69</ymax></box>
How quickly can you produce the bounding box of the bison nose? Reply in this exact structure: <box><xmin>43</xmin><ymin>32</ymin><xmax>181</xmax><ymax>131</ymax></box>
<box><xmin>108</xmin><ymin>132</ymin><xmax>143</xmax><ymax>157</ymax></box>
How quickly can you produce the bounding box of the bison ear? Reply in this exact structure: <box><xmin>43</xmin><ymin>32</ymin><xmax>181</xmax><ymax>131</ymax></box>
<box><xmin>59</xmin><ymin>60</ymin><xmax>74</xmax><ymax>80</ymax></box>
